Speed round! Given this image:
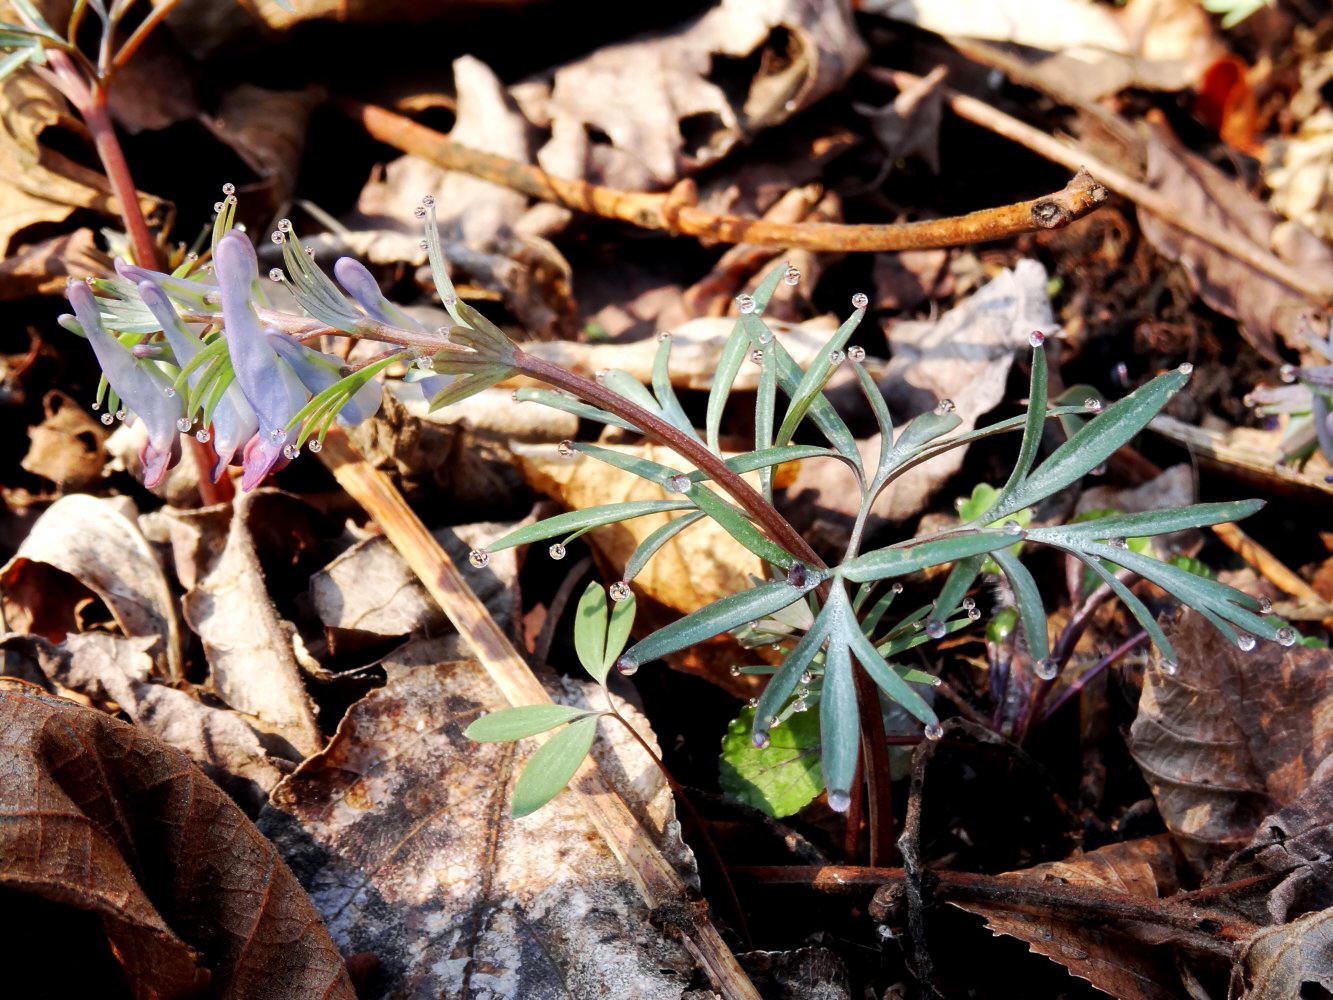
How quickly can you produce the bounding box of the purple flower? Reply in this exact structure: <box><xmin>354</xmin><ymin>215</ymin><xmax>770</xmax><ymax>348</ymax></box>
<box><xmin>214</xmin><ymin>231</ymin><xmax>310</xmax><ymax>490</ymax></box>
<box><xmin>266</xmin><ymin>335</ymin><xmax>383</xmax><ymax>426</ymax></box>
<box><xmin>67</xmin><ymin>281</ymin><xmax>182</xmax><ymax>488</ymax></box>
<box><xmin>136</xmin><ymin>278</ymin><xmax>259</xmax><ymax>481</ymax></box>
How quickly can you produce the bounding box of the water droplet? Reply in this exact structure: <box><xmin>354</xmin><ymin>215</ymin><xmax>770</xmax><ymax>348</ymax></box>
<box><xmin>848</xmin><ymin>345</ymin><xmax>866</xmax><ymax>363</ymax></box>
<box><xmin>421</xmin><ymin>194</ymin><xmax>435</xmax><ymax>207</ymax></box>
<box><xmin>91</xmin><ymin>401</ymin><xmax>100</xmax><ymax>411</ymax></box>
<box><xmin>307</xmin><ymin>438</ymin><xmax>322</xmax><ymax>454</ymax></box>
<box><xmin>891</xmin><ymin>582</ymin><xmax>904</xmax><ymax>594</ymax></box>
<box><xmin>786</xmin><ymin>564</ymin><xmax>809</xmax><ymax>588</ymax></box>
<box><xmin>594</xmin><ymin>368</ymin><xmax>609</xmax><ymax>383</ymax></box>
<box><xmin>1034</xmin><ymin>658</ymin><xmax>1058</xmax><ymax>680</ymax></box>
<box><xmin>100</xmin><ymin>412</ymin><xmax>114</xmax><ymax>425</ymax></box>
<box><xmin>657</xmin><ymin>330</ymin><xmax>672</xmax><ymax>341</ymax></box>
<box><xmin>792</xmin><ymin>698</ymin><xmax>807</xmax><ymax>712</ymax></box>
<box><xmin>783</xmin><ymin>265</ymin><xmax>800</xmax><ymax>286</ymax></box>
<box><xmin>609</xmin><ymin>581</ymin><xmax>631</xmax><ymax>602</ymax></box>
<box><xmin>413</xmin><ymin>206</ymin><xmax>427</xmax><ymax>219</ymax></box>
<box><xmin>269</xmin><ymin>267</ymin><xmax>284</xmax><ymax>282</ymax></box>
<box><xmin>176</xmin><ymin>417</ymin><xmax>192</xmax><ymax>432</ymax></box>
<box><xmin>268</xmin><ymin>428</ymin><xmax>283</xmax><ymax>443</ymax></box>
<box><xmin>729</xmin><ymin>665</ymin><xmax>741</xmax><ymax>677</ymax></box>
<box><xmin>277</xmin><ymin>218</ymin><xmax>292</xmax><ymax>232</ymax></box>
<box><xmin>1277</xmin><ymin>626</ymin><xmax>1298</xmax><ymax>647</ymax></box>
<box><xmin>925</xmin><ymin>620</ymin><xmax>946</xmax><ymax>639</ymax></box>
<box><xmin>1258</xmin><ymin>596</ymin><xmax>1273</xmax><ymax>614</ymax></box>
<box><xmin>615</xmin><ymin>655</ymin><xmax>638</xmax><ymax>676</ymax></box>
<box><xmin>749</xmin><ymin>349</ymin><xmax>764</xmax><ymax>365</ymax></box>
<box><xmin>1084</xmin><ymin>397</ymin><xmax>1102</xmax><ymax>413</ymax></box>
<box><xmin>827</xmin><ymin>790</ymin><xmax>851</xmax><ymax>813</ymax></box>
<box><xmin>185</xmin><ymin>251</ymin><xmax>198</xmax><ymax>262</ymax></box>
<box><xmin>666</xmin><ymin>473</ymin><xmax>691</xmax><ymax>493</ymax></box>
<box><xmin>418</xmin><ymin>239</ymin><xmax>429</xmax><ymax>251</ymax></box>
<box><xmin>468</xmin><ymin>548</ymin><xmax>490</xmax><ymax>568</ymax></box>
<box><xmin>851</xmin><ymin>292</ymin><xmax>869</xmax><ymax>309</ymax></box>
<box><xmin>164</xmin><ymin>386</ymin><xmax>176</xmax><ymax>398</ymax></box>
<box><xmin>757</xmin><ymin>326</ymin><xmax>773</xmax><ymax>345</ymax></box>
<box><xmin>270</xmin><ymin>231</ymin><xmax>285</xmax><ymax>245</ymax></box>
<box><xmin>1002</xmin><ymin>520</ymin><xmax>1024</xmax><ymax>537</ymax></box>
<box><xmin>1162</xmin><ymin>658</ymin><xmax>1179</xmax><ymax>675</ymax></box>
<box><xmin>828</xmin><ymin>349</ymin><xmax>845</xmax><ymax>366</ymax></box>
<box><xmin>1028</xmin><ymin>330</ymin><xmax>1046</xmax><ymax>347</ymax></box>
<box><xmin>557</xmin><ymin>440</ymin><xmax>575</xmax><ymax>458</ymax></box>
<box><xmin>735</xmin><ymin>293</ymin><xmax>756</xmax><ymax>314</ymax></box>
<box><xmin>747</xmin><ymin>697</ymin><xmax>758</xmax><ymax>708</ymax></box>
<box><xmin>961</xmin><ymin>597</ymin><xmax>976</xmax><ymax>612</ymax></box>
<box><xmin>221</xmin><ymin>182</ymin><xmax>236</xmax><ymax>196</ymax></box>
<box><xmin>800</xmin><ymin>670</ymin><xmax>813</xmax><ymax>684</ymax></box>
<box><xmin>1091</xmin><ymin>463</ymin><xmax>1108</xmax><ymax>476</ymax></box>
<box><xmin>115</xmin><ymin>409</ymin><xmax>125</xmax><ymax>420</ymax></box>
<box><xmin>968</xmin><ymin>606</ymin><xmax>981</xmax><ymax>621</ymax></box>
<box><xmin>415</xmin><ymin>356</ymin><xmax>434</xmax><ymax>371</ymax></box>
<box><xmin>548</xmin><ymin>542</ymin><xmax>566</xmax><ymax>560</ymax></box>
<box><xmin>213</xmin><ymin>201</ymin><xmax>224</xmax><ymax>214</ymax></box>
<box><xmin>1236</xmin><ymin>633</ymin><xmax>1256</xmax><ymax>652</ymax></box>
<box><xmin>924</xmin><ymin>722</ymin><xmax>944</xmax><ymax>740</ymax></box>
<box><xmin>935</xmin><ymin>398</ymin><xmax>955</xmax><ymax>415</ymax></box>
<box><xmin>1280</xmin><ymin>363</ymin><xmax>1297</xmax><ymax>383</ymax></box>
<box><xmin>195</xmin><ymin>428</ymin><xmax>211</xmax><ymax>443</ymax></box>
<box><xmin>282</xmin><ymin>443</ymin><xmax>300</xmax><ymax>460</ymax></box>
<box><xmin>1177</xmin><ymin>362</ymin><xmax>1194</xmax><ymax>376</ymax></box>
<box><xmin>1108</xmin><ymin>537</ymin><xmax>1128</xmax><ymax>549</ymax></box>
<box><xmin>752</xmin><ymin>732</ymin><xmax>770</xmax><ymax>749</ymax></box>
<box><xmin>226</xmin><ymin>195</ymin><xmax>237</xmax><ymax>206</ymax></box>
<box><xmin>204</xmin><ymin>291</ymin><xmax>220</xmax><ymax>305</ymax></box>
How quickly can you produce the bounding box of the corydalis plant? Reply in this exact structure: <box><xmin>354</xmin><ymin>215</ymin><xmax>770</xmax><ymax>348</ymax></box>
<box><xmin>67</xmin><ymin>195</ymin><xmax>1300</xmax><ymax>818</ymax></box>
<box><xmin>1247</xmin><ymin>317</ymin><xmax>1333</xmax><ymax>478</ymax></box>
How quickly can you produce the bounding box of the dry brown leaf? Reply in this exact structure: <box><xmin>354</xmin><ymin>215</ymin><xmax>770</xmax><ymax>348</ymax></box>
<box><xmin>510</xmin><ymin>0</ymin><xmax>866</xmax><ymax>190</ymax></box>
<box><xmin>1148</xmin><ymin>415</ymin><xmax>1333</xmax><ymax>502</ymax></box>
<box><xmin>0</xmin><ymin>493</ymin><xmax>183</xmax><ymax>681</ymax></box>
<box><xmin>310</xmin><ymin>521</ymin><xmax>518</xmax><ymax>644</ymax></box>
<box><xmin>951</xmin><ymin>835</ymin><xmax>1187</xmax><ymax>1000</ymax></box>
<box><xmin>257</xmin><ymin>641</ymin><xmax>698</xmax><ymax>998</ymax></box>
<box><xmin>0</xmin><ymin>680</ymin><xmax>353</xmax><ymax>999</ymax></box>
<box><xmin>0</xmin><ymin>227</ymin><xmax>103</xmax><ymax>300</ymax></box>
<box><xmin>1266</xmin><ymin>108</ymin><xmax>1333</xmax><ymax>244</ymax></box>
<box><xmin>1231</xmin><ymin>908</ymin><xmax>1333</xmax><ymax>1000</ymax></box>
<box><xmin>389</xmin><ymin>382</ymin><xmax>579</xmax><ymax>442</ymax></box>
<box><xmin>181</xmin><ymin>492</ymin><xmax>323</xmax><ymax>758</ymax></box>
<box><xmin>357</xmin><ymin>55</ymin><xmax>531</xmax><ymax>248</ymax></box>
<box><xmin>1129</xmin><ymin>611</ymin><xmax>1333</xmax><ymax>871</ymax></box>
<box><xmin>0</xmin><ymin>631</ymin><xmax>286</xmax><ymax>810</ymax></box>
<box><xmin>0</xmin><ymin>71</ymin><xmax>165</xmax><ymax>256</ymax></box>
<box><xmin>200</xmin><ymin>84</ymin><xmax>320</xmax><ymax>215</ymax></box>
<box><xmin>1138</xmin><ymin>121</ymin><xmax>1333</xmax><ymax>358</ymax></box>
<box><xmin>19</xmin><ymin>389</ymin><xmax>106</xmax><ymax>490</ymax></box>
<box><xmin>868</xmin><ymin>0</ymin><xmax>1222</xmax><ymax>101</ymax></box>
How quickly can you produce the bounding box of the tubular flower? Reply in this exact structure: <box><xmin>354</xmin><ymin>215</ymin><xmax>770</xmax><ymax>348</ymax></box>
<box><xmin>214</xmin><ymin>231</ymin><xmax>311</xmax><ymax>490</ymax></box>
<box><xmin>66</xmin><ymin>281</ymin><xmax>183</xmax><ymax>488</ymax></box>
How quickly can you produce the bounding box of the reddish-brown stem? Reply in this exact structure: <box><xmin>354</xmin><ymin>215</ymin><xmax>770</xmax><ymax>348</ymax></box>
<box><xmin>852</xmin><ymin>666</ymin><xmax>896</xmax><ymax>865</ymax></box>
<box><xmin>81</xmin><ymin>90</ymin><xmax>159</xmax><ymax>269</ymax></box>
<box><xmin>1039</xmin><ymin>630</ymin><xmax>1147</xmax><ymax>722</ymax></box>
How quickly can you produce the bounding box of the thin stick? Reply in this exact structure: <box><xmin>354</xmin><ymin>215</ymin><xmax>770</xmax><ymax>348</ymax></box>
<box><xmin>868</xmin><ymin>67</ymin><xmax>1332</xmax><ymax>305</ymax></box>
<box><xmin>315</xmin><ymin>429</ymin><xmax>762</xmax><ymax>1000</ymax></box>
<box><xmin>734</xmin><ymin>865</ymin><xmax>1257</xmax><ymax>956</ymax></box>
<box><xmin>1211</xmin><ymin>521</ymin><xmax>1333</xmax><ymax>625</ymax></box>
<box><xmin>339</xmin><ymin>98</ymin><xmax>1107</xmax><ymax>252</ymax></box>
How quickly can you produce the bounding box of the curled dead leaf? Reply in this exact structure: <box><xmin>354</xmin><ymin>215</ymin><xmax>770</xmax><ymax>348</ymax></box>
<box><xmin>20</xmin><ymin>389</ymin><xmax>106</xmax><ymax>490</ymax></box>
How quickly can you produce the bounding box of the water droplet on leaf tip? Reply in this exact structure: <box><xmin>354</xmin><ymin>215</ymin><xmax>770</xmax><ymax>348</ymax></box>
<box><xmin>100</xmin><ymin>412</ymin><xmax>113</xmax><ymax>425</ymax></box>
<box><xmin>749</xmin><ymin>349</ymin><xmax>764</xmax><ymax>364</ymax></box>
<box><xmin>786</xmin><ymin>564</ymin><xmax>809</xmax><ymax>588</ymax></box>
<box><xmin>1277</xmin><ymin>626</ymin><xmax>1298</xmax><ymax>647</ymax></box>
<box><xmin>176</xmin><ymin>417</ymin><xmax>191</xmax><ymax>432</ymax></box>
<box><xmin>752</xmin><ymin>733</ymin><xmax>770</xmax><ymax>749</ymax></box>
<box><xmin>421</xmin><ymin>194</ymin><xmax>435</xmax><ymax>207</ymax></box>
<box><xmin>195</xmin><ymin>429</ymin><xmax>210</xmax><ymax>443</ymax></box>
<box><xmin>924</xmin><ymin>722</ymin><xmax>944</xmax><ymax>741</ymax></box>
<box><xmin>828</xmin><ymin>350</ymin><xmax>845</xmax><ymax>366</ymax></box>
<box><xmin>848</xmin><ymin>345</ymin><xmax>866</xmax><ymax>362</ymax></box>
<box><xmin>609</xmin><ymin>581</ymin><xmax>631</xmax><ymax>602</ymax></box>
<box><xmin>1034</xmin><ymin>658</ymin><xmax>1058</xmax><ymax>680</ymax></box>
<box><xmin>164</xmin><ymin>386</ymin><xmax>176</xmax><ymax>398</ymax></box>
<box><xmin>1178</xmin><ymin>362</ymin><xmax>1194</xmax><ymax>376</ymax></box>
<box><xmin>213</xmin><ymin>201</ymin><xmax>224</xmax><ymax>214</ymax></box>
<box><xmin>851</xmin><ymin>292</ymin><xmax>869</xmax><ymax>309</ymax></box>
<box><xmin>792</xmin><ymin>698</ymin><xmax>807</xmax><ymax>712</ymax></box>
<box><xmin>968</xmin><ymin>607</ymin><xmax>981</xmax><ymax>620</ymax></box>
<box><xmin>935</xmin><ymin>398</ymin><xmax>955</xmax><ymax>415</ymax></box>
<box><xmin>1084</xmin><ymin>397</ymin><xmax>1102</xmax><ymax>413</ymax></box>
<box><xmin>827</xmin><ymin>790</ymin><xmax>851</xmax><ymax>812</ymax></box>
<box><xmin>90</xmin><ymin>402</ymin><xmax>99</xmax><ymax>410</ymax></box>
<box><xmin>468</xmin><ymin>548</ymin><xmax>490</xmax><ymax>568</ymax></box>
<box><xmin>1002</xmin><ymin>520</ymin><xmax>1024</xmax><ymax>537</ymax></box>
<box><xmin>757</xmin><ymin>327</ymin><xmax>773</xmax><ymax>345</ymax></box>
<box><xmin>1028</xmin><ymin>330</ymin><xmax>1045</xmax><ymax>347</ymax></box>
<box><xmin>657</xmin><ymin>329</ymin><xmax>671</xmax><ymax>341</ymax></box>
<box><xmin>962</xmin><ymin>597</ymin><xmax>976</xmax><ymax>611</ymax></box>
<box><xmin>277</xmin><ymin>218</ymin><xmax>292</xmax><ymax>232</ymax></box>
<box><xmin>548</xmin><ymin>542</ymin><xmax>566</xmax><ymax>560</ymax></box>
<box><xmin>413</xmin><ymin>206</ymin><xmax>427</xmax><ymax>219</ymax></box>
<box><xmin>891</xmin><ymin>582</ymin><xmax>904</xmax><ymax>593</ymax></box>
<box><xmin>221</xmin><ymin>182</ymin><xmax>235</xmax><ymax>196</ymax></box>
<box><xmin>418</xmin><ymin>239</ymin><xmax>429</xmax><ymax>251</ymax></box>
<box><xmin>282</xmin><ymin>443</ymin><xmax>299</xmax><ymax>460</ymax></box>
<box><xmin>1258</xmin><ymin>596</ymin><xmax>1273</xmax><ymax>614</ymax></box>
<box><xmin>615</xmin><ymin>656</ymin><xmax>638</xmax><ymax>676</ymax></box>
<box><xmin>557</xmin><ymin>440</ymin><xmax>574</xmax><ymax>457</ymax></box>
<box><xmin>1236</xmin><ymin>633</ymin><xmax>1256</xmax><ymax>652</ymax></box>
<box><xmin>666</xmin><ymin>473</ymin><xmax>691</xmax><ymax>493</ymax></box>
<box><xmin>115</xmin><ymin>409</ymin><xmax>125</xmax><ymax>420</ymax></box>
<box><xmin>729</xmin><ymin>665</ymin><xmax>741</xmax><ymax>677</ymax></box>
<box><xmin>268</xmin><ymin>428</ymin><xmax>283</xmax><ymax>442</ymax></box>
<box><xmin>800</xmin><ymin>671</ymin><xmax>813</xmax><ymax>684</ymax></box>
<box><xmin>1161</xmin><ymin>658</ymin><xmax>1178</xmax><ymax>675</ymax></box>
<box><xmin>925</xmin><ymin>620</ymin><xmax>946</xmax><ymax>639</ymax></box>
<box><xmin>269</xmin><ymin>268</ymin><xmax>284</xmax><ymax>281</ymax></box>
<box><xmin>783</xmin><ymin>266</ymin><xmax>800</xmax><ymax>286</ymax></box>
<box><xmin>185</xmin><ymin>252</ymin><xmax>198</xmax><ymax>262</ymax></box>
<box><xmin>735</xmin><ymin>293</ymin><xmax>756</xmax><ymax>314</ymax></box>
<box><xmin>1280</xmin><ymin>364</ymin><xmax>1297</xmax><ymax>383</ymax></box>
<box><xmin>747</xmin><ymin>697</ymin><xmax>758</xmax><ymax>707</ymax></box>
<box><xmin>307</xmin><ymin>438</ymin><xmax>322</xmax><ymax>453</ymax></box>
<box><xmin>270</xmin><ymin>231</ymin><xmax>284</xmax><ymax>245</ymax></box>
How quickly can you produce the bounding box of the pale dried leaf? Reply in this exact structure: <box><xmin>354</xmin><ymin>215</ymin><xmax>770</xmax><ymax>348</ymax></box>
<box><xmin>258</xmin><ymin>642</ymin><xmax>698</xmax><ymax>999</ymax></box>
<box><xmin>1129</xmin><ymin>611</ymin><xmax>1333</xmax><ymax>870</ymax></box>
<box><xmin>200</xmin><ymin>84</ymin><xmax>320</xmax><ymax>213</ymax></box>
<box><xmin>0</xmin><ymin>680</ymin><xmax>353</xmax><ymax>998</ymax></box>
<box><xmin>952</xmin><ymin>835</ymin><xmax>1186</xmax><ymax>1000</ymax></box>
<box><xmin>20</xmin><ymin>389</ymin><xmax>106</xmax><ymax>490</ymax></box>
<box><xmin>182</xmin><ymin>492</ymin><xmax>322</xmax><ymax>757</ymax></box>
<box><xmin>1266</xmin><ymin>108</ymin><xmax>1333</xmax><ymax>244</ymax></box>
<box><xmin>511</xmin><ymin>0</ymin><xmax>866</xmax><ymax>189</ymax></box>
<box><xmin>0</xmin><ymin>228</ymin><xmax>104</xmax><ymax>300</ymax></box>
<box><xmin>389</xmin><ymin>382</ymin><xmax>579</xmax><ymax>442</ymax></box>
<box><xmin>0</xmin><ymin>493</ymin><xmax>183</xmax><ymax>681</ymax></box>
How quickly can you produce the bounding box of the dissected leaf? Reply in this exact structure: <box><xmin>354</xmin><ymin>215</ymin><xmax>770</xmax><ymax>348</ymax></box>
<box><xmin>258</xmin><ymin>642</ymin><xmax>699</xmax><ymax>997</ymax></box>
<box><xmin>720</xmin><ymin>705</ymin><xmax>823</xmax><ymax>817</ymax></box>
<box><xmin>0</xmin><ymin>681</ymin><xmax>352</xmax><ymax>998</ymax></box>
<box><xmin>0</xmin><ymin>494</ymin><xmax>183</xmax><ymax>681</ymax></box>
<box><xmin>1129</xmin><ymin>611</ymin><xmax>1333</xmax><ymax>870</ymax></box>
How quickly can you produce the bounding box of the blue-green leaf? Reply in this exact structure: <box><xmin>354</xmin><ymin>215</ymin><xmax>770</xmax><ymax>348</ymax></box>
<box><xmin>839</xmin><ymin>600</ymin><xmax>937</xmax><ymax>725</ymax></box>
<box><xmin>465</xmin><ymin>704</ymin><xmax>591</xmax><ymax>742</ymax></box>
<box><xmin>841</xmin><ymin>531</ymin><xmax>1016</xmax><ymax>583</ymax></box>
<box><xmin>819</xmin><ymin>637</ymin><xmax>858</xmax><ymax>812</ymax></box>
<box><xmin>624</xmin><ymin>513</ymin><xmax>704</xmax><ymax>581</ymax></box>
<box><xmin>487</xmin><ymin>500</ymin><xmax>695</xmax><ymax>552</ymax></box>
<box><xmin>512</xmin><ymin>714</ymin><xmax>601</xmax><ymax>817</ymax></box>
<box><xmin>573</xmin><ymin>582</ymin><xmax>609</xmax><ymax>684</ymax></box>
<box><xmin>1029</xmin><ymin>500</ymin><xmax>1264</xmax><ymax>543</ymax></box>
<box><xmin>752</xmin><ymin>605</ymin><xmax>832</xmax><ymax>745</ymax></box>
<box><xmin>605</xmin><ymin>591</ymin><xmax>636</xmax><ymax>675</ymax></box>
<box><xmin>989</xmin><ymin>547</ymin><xmax>1050</xmax><ymax>662</ymax></box>
<box><xmin>773</xmin><ymin>303</ymin><xmax>865</xmax><ymax>447</ymax></box>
